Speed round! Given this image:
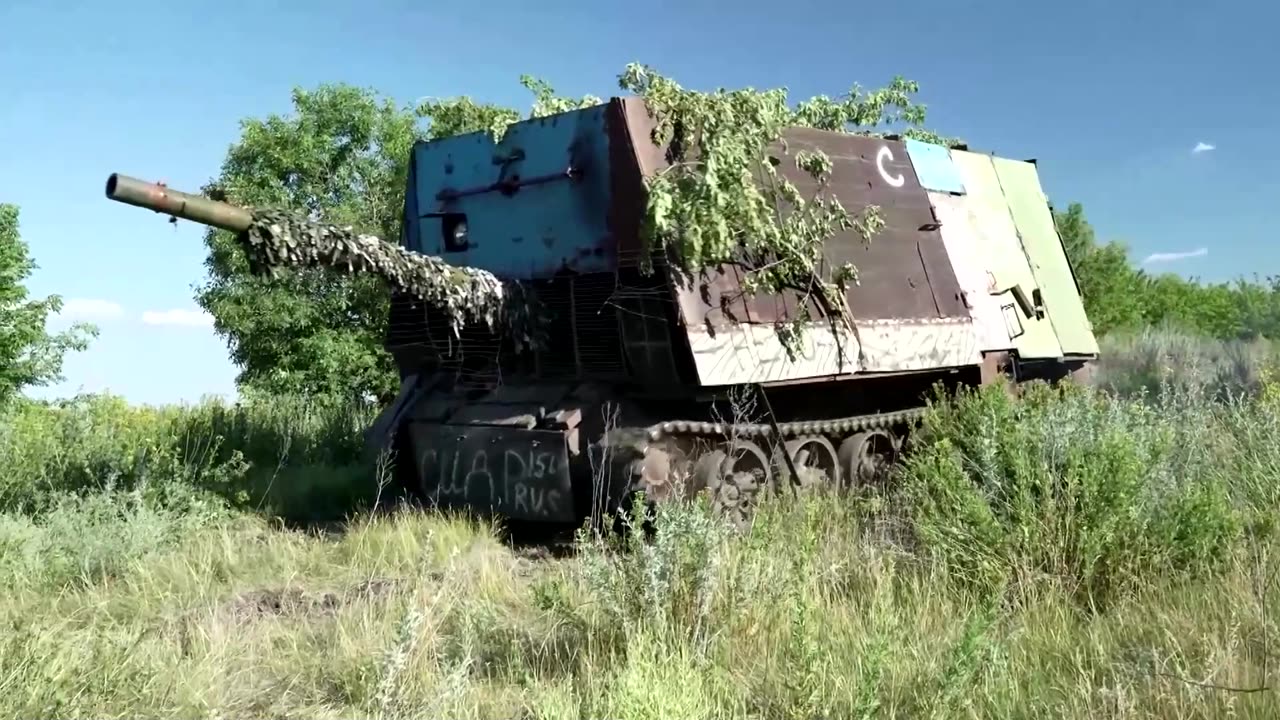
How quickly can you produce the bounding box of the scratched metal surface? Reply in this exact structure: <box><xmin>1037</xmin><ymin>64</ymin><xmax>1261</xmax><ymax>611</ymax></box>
<box><xmin>407</xmin><ymin>104</ymin><xmax>614</xmax><ymax>279</ymax></box>
<box><xmin>991</xmin><ymin>158</ymin><xmax>1099</xmax><ymax>356</ymax></box>
<box><xmin>949</xmin><ymin>150</ymin><xmax>1063</xmax><ymax>360</ymax></box>
<box><xmin>683</xmin><ymin>315</ymin><xmax>981</xmax><ymax>384</ymax></box>
<box><xmin>928</xmin><ymin>191</ymin><xmax>1015</xmax><ymax>352</ymax></box>
<box><xmin>906</xmin><ymin>139</ymin><xmax>967</xmax><ymax>195</ymax></box>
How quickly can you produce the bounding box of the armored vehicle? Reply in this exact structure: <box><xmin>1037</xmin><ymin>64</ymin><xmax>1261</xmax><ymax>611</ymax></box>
<box><xmin>106</xmin><ymin>95</ymin><xmax>1098</xmax><ymax>528</ymax></box>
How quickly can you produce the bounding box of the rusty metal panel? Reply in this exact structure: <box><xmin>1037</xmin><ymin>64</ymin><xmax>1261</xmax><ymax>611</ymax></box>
<box><xmin>612</xmin><ymin>97</ymin><xmax>758</xmax><ymax>340</ymax></box>
<box><xmin>991</xmin><ymin>158</ymin><xmax>1100</xmax><ymax>357</ymax></box>
<box><xmin>774</xmin><ymin>129</ymin><xmax>970</xmax><ymax>323</ymax></box>
<box><xmin>928</xmin><ymin>192</ymin><xmax>1015</xmax><ymax>352</ymax></box>
<box><xmin>949</xmin><ymin>150</ymin><xmax>1062</xmax><ymax>360</ymax></box>
<box><xmin>679</xmin><ymin>129</ymin><xmax>988</xmax><ymax>384</ymax></box>
<box><xmin>615</xmin><ymin>97</ymin><xmax>668</xmax><ymax>177</ymax></box>
<box><xmin>366</xmin><ymin>373</ymin><xmax>425</xmax><ymax>451</ymax></box>
<box><xmin>615</xmin><ymin>98</ymin><xmax>760</xmax><ymax>331</ymax></box>
<box><xmin>409</xmin><ymin>422</ymin><xmax>575</xmax><ymax>523</ymax></box>
<box><xmin>607</xmin><ymin>98</ymin><xmax>661</xmax><ymax>266</ymax></box>
<box><xmin>906</xmin><ymin>139</ymin><xmax>966</xmax><ymax>195</ymax></box>
<box><xmin>615</xmin><ymin>105</ymin><xmax>982</xmax><ymax>383</ymax></box>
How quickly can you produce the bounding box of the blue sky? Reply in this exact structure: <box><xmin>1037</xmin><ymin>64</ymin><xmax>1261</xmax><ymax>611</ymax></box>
<box><xmin>1</xmin><ymin>0</ymin><xmax>1276</xmax><ymax>406</ymax></box>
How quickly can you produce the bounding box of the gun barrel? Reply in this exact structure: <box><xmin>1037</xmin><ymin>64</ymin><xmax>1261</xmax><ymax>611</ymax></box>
<box><xmin>105</xmin><ymin>173</ymin><xmax>252</xmax><ymax>233</ymax></box>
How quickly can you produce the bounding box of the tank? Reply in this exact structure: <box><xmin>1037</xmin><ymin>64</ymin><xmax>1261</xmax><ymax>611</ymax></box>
<box><xmin>105</xmin><ymin>95</ymin><xmax>1099</xmax><ymax>529</ymax></box>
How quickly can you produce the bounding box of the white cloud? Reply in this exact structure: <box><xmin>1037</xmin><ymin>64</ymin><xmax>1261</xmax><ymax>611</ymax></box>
<box><xmin>141</xmin><ymin>308</ymin><xmax>214</xmax><ymax>327</ymax></box>
<box><xmin>1142</xmin><ymin>247</ymin><xmax>1209</xmax><ymax>265</ymax></box>
<box><xmin>57</xmin><ymin>298</ymin><xmax>124</xmax><ymax>320</ymax></box>
<box><xmin>1192</xmin><ymin>141</ymin><xmax>1215</xmax><ymax>154</ymax></box>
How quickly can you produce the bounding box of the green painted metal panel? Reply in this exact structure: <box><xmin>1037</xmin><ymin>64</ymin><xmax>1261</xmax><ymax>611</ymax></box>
<box><xmin>991</xmin><ymin>158</ymin><xmax>1100</xmax><ymax>357</ymax></box>
<box><xmin>949</xmin><ymin>151</ymin><xmax>1063</xmax><ymax>360</ymax></box>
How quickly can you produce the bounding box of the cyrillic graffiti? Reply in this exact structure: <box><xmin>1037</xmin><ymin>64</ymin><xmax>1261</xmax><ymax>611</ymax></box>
<box><xmin>876</xmin><ymin>145</ymin><xmax>906</xmax><ymax>188</ymax></box>
<box><xmin>419</xmin><ymin>445</ymin><xmax>567</xmax><ymax>519</ymax></box>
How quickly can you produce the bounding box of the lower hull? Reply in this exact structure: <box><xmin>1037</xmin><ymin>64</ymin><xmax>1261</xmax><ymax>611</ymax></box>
<box><xmin>406</xmin><ymin>422</ymin><xmax>577</xmax><ymax>523</ymax></box>
<box><xmin>365</xmin><ymin>362</ymin><xmax>1000</xmax><ymax>527</ymax></box>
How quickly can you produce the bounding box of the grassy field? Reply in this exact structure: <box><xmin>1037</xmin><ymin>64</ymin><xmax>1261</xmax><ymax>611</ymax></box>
<box><xmin>5</xmin><ymin>326</ymin><xmax>1280</xmax><ymax>719</ymax></box>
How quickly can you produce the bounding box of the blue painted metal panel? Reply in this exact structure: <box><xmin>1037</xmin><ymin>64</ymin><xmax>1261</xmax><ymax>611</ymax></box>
<box><xmin>904</xmin><ymin>138</ymin><xmax>966</xmax><ymax>195</ymax></box>
<box><xmin>407</xmin><ymin>104</ymin><xmax>613</xmax><ymax>280</ymax></box>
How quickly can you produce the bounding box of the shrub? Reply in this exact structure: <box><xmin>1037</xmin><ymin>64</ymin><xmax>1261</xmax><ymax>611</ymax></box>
<box><xmin>1090</xmin><ymin>324</ymin><xmax>1280</xmax><ymax>402</ymax></box>
<box><xmin>0</xmin><ymin>391</ymin><xmax>383</xmax><ymax>522</ymax></box>
<box><xmin>896</xmin><ymin>380</ymin><xmax>1243</xmax><ymax>606</ymax></box>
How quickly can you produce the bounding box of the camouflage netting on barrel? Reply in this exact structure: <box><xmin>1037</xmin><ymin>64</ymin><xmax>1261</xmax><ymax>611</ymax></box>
<box><xmin>239</xmin><ymin>208</ymin><xmax>543</xmax><ymax>350</ymax></box>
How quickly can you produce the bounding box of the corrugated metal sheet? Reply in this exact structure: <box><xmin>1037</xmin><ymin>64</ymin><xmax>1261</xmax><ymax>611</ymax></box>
<box><xmin>928</xmin><ymin>191</ymin><xmax>1015</xmax><ymax>352</ymax></box>
<box><xmin>949</xmin><ymin>150</ymin><xmax>1063</xmax><ymax>360</ymax></box>
<box><xmin>906</xmin><ymin>139</ymin><xmax>967</xmax><ymax>195</ymax></box>
<box><xmin>991</xmin><ymin>158</ymin><xmax>1100</xmax><ymax>357</ymax></box>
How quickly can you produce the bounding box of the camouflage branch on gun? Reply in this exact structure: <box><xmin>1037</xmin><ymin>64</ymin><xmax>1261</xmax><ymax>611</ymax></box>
<box><xmin>105</xmin><ymin>173</ymin><xmax>541</xmax><ymax>347</ymax></box>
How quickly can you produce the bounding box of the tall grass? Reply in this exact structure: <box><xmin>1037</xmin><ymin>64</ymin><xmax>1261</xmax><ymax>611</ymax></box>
<box><xmin>0</xmin><ymin>391</ymin><xmax>382</xmax><ymax>521</ymax></box>
<box><xmin>3</xmin><ymin>326</ymin><xmax>1280</xmax><ymax>717</ymax></box>
<box><xmin>1089</xmin><ymin>323</ymin><xmax>1280</xmax><ymax>401</ymax></box>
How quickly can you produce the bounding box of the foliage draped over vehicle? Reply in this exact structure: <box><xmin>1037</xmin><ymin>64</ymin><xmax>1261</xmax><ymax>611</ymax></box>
<box><xmin>238</xmin><ymin>208</ymin><xmax>543</xmax><ymax>349</ymax></box>
<box><xmin>186</xmin><ymin>63</ymin><xmax>1280</xmax><ymax>402</ymax></box>
<box><xmin>616</xmin><ymin>64</ymin><xmax>956</xmax><ymax>356</ymax></box>
<box><xmin>0</xmin><ymin>205</ymin><xmax>96</xmax><ymax>406</ymax></box>
<box><xmin>193</xmin><ymin>66</ymin><xmax>954</xmax><ymax>399</ymax></box>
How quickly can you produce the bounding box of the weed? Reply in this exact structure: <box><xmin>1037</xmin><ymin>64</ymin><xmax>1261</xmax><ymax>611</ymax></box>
<box><xmin>3</xmin><ymin>328</ymin><xmax>1280</xmax><ymax>716</ymax></box>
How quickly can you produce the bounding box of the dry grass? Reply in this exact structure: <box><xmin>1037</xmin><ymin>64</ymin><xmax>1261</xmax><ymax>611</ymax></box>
<box><xmin>4</xmin><ymin>327</ymin><xmax>1280</xmax><ymax>718</ymax></box>
<box><xmin>3</xmin><ymin>498</ymin><xmax>1279</xmax><ymax>719</ymax></box>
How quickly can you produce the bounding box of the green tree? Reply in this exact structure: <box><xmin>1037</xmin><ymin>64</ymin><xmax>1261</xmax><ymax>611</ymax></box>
<box><xmin>1139</xmin><ymin>274</ymin><xmax>1248</xmax><ymax>339</ymax></box>
<box><xmin>0</xmin><ymin>204</ymin><xmax>97</xmax><ymax>406</ymax></box>
<box><xmin>1053</xmin><ymin>202</ymin><xmax>1148</xmax><ymax>336</ymax></box>
<box><xmin>1052</xmin><ymin>202</ymin><xmax>1280</xmax><ymax>341</ymax></box>
<box><xmin>195</xmin><ymin>85</ymin><xmax>420</xmax><ymax>404</ymax></box>
<box><xmin>1050</xmin><ymin>200</ymin><xmax>1280</xmax><ymax>342</ymax></box>
<box><xmin>1229</xmin><ymin>275</ymin><xmax>1280</xmax><ymax>340</ymax></box>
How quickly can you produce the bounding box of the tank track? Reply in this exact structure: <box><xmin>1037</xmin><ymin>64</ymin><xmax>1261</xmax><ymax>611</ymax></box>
<box><xmin>604</xmin><ymin>406</ymin><xmax>926</xmax><ymax>529</ymax></box>
<box><xmin>640</xmin><ymin>407</ymin><xmax>925</xmax><ymax>442</ymax></box>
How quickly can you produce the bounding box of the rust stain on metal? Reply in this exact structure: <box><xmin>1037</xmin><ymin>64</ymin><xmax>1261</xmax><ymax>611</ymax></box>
<box><xmin>607</xmin><ymin>98</ymin><xmax>663</xmax><ymax>264</ymax></box>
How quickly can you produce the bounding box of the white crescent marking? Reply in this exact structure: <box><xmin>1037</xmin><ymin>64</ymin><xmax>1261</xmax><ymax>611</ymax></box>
<box><xmin>876</xmin><ymin>145</ymin><xmax>905</xmax><ymax>188</ymax></box>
